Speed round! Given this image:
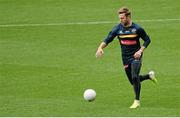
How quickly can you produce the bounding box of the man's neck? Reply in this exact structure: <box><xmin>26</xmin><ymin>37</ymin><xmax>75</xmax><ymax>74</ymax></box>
<box><xmin>123</xmin><ymin>20</ymin><xmax>132</xmax><ymax>27</ymax></box>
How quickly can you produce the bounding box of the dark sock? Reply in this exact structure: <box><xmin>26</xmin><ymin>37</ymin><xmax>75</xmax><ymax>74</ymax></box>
<box><xmin>133</xmin><ymin>77</ymin><xmax>141</xmax><ymax>100</ymax></box>
<box><xmin>139</xmin><ymin>74</ymin><xmax>150</xmax><ymax>82</ymax></box>
<box><xmin>131</xmin><ymin>60</ymin><xmax>142</xmax><ymax>100</ymax></box>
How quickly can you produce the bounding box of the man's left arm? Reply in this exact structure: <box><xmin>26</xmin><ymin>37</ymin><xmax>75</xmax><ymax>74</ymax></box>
<box><xmin>134</xmin><ymin>27</ymin><xmax>151</xmax><ymax>59</ymax></box>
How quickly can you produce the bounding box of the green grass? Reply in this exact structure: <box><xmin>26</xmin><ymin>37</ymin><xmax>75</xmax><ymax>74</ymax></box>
<box><xmin>0</xmin><ymin>0</ymin><xmax>180</xmax><ymax>116</ymax></box>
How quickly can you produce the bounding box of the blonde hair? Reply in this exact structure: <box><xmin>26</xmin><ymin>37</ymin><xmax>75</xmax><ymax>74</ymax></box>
<box><xmin>118</xmin><ymin>7</ymin><xmax>131</xmax><ymax>17</ymax></box>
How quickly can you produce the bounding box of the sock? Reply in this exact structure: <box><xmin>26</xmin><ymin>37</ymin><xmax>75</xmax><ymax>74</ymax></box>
<box><xmin>131</xmin><ymin>60</ymin><xmax>141</xmax><ymax>100</ymax></box>
<box><xmin>133</xmin><ymin>77</ymin><xmax>141</xmax><ymax>100</ymax></box>
<box><xmin>139</xmin><ymin>74</ymin><xmax>150</xmax><ymax>82</ymax></box>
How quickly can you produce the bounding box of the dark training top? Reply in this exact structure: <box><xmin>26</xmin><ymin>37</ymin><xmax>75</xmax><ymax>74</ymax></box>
<box><xmin>103</xmin><ymin>22</ymin><xmax>151</xmax><ymax>65</ymax></box>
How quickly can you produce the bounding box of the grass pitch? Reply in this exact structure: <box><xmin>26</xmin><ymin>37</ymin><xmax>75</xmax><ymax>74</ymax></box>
<box><xmin>0</xmin><ymin>0</ymin><xmax>180</xmax><ymax>116</ymax></box>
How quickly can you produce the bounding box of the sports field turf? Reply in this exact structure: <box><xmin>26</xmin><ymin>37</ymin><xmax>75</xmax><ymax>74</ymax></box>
<box><xmin>0</xmin><ymin>0</ymin><xmax>180</xmax><ymax>116</ymax></box>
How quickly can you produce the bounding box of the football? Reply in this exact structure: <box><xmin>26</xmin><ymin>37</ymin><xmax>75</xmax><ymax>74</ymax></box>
<box><xmin>83</xmin><ymin>89</ymin><xmax>96</xmax><ymax>102</ymax></box>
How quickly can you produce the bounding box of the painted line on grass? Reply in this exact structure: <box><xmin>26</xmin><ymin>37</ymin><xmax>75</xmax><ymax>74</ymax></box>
<box><xmin>0</xmin><ymin>18</ymin><xmax>180</xmax><ymax>27</ymax></box>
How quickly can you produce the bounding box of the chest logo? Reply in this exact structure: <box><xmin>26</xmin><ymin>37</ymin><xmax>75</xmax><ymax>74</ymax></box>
<box><xmin>125</xmin><ymin>30</ymin><xmax>130</xmax><ymax>33</ymax></box>
<box><xmin>131</xmin><ymin>28</ymin><xmax>137</xmax><ymax>33</ymax></box>
<box><xmin>119</xmin><ymin>30</ymin><xmax>123</xmax><ymax>34</ymax></box>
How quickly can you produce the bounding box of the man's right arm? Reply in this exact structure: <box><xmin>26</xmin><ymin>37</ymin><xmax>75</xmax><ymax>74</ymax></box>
<box><xmin>95</xmin><ymin>42</ymin><xmax>107</xmax><ymax>58</ymax></box>
<box><xmin>95</xmin><ymin>25</ymin><xmax>119</xmax><ymax>58</ymax></box>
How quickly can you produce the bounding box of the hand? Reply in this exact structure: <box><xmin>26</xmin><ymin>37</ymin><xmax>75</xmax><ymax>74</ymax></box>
<box><xmin>134</xmin><ymin>49</ymin><xmax>142</xmax><ymax>59</ymax></box>
<box><xmin>95</xmin><ymin>48</ymin><xmax>104</xmax><ymax>58</ymax></box>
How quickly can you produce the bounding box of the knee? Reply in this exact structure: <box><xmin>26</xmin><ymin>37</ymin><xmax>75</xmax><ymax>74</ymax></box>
<box><xmin>129</xmin><ymin>80</ymin><xmax>133</xmax><ymax>85</ymax></box>
<box><xmin>127</xmin><ymin>76</ymin><xmax>133</xmax><ymax>85</ymax></box>
<box><xmin>132</xmin><ymin>76</ymin><xmax>140</xmax><ymax>84</ymax></box>
<box><xmin>132</xmin><ymin>74</ymin><xmax>138</xmax><ymax>79</ymax></box>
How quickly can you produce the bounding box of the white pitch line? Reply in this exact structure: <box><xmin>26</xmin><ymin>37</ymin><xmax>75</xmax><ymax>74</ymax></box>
<box><xmin>0</xmin><ymin>18</ymin><xmax>180</xmax><ymax>27</ymax></box>
<box><xmin>136</xmin><ymin>18</ymin><xmax>180</xmax><ymax>22</ymax></box>
<box><xmin>0</xmin><ymin>21</ymin><xmax>116</xmax><ymax>27</ymax></box>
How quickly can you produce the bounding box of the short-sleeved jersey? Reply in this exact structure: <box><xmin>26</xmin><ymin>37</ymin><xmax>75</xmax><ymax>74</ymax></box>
<box><xmin>103</xmin><ymin>22</ymin><xmax>151</xmax><ymax>65</ymax></box>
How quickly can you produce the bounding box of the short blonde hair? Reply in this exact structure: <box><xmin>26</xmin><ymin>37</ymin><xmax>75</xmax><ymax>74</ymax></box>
<box><xmin>118</xmin><ymin>7</ymin><xmax>131</xmax><ymax>17</ymax></box>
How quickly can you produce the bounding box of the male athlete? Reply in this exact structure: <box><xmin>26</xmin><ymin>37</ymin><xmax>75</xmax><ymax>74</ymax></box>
<box><xmin>95</xmin><ymin>7</ymin><xmax>157</xmax><ymax>109</ymax></box>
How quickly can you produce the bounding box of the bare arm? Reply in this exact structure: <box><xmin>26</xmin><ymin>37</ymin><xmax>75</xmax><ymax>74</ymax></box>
<box><xmin>95</xmin><ymin>42</ymin><xmax>107</xmax><ymax>58</ymax></box>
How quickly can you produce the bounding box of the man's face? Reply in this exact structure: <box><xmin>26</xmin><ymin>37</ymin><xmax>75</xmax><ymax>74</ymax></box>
<box><xmin>119</xmin><ymin>13</ymin><xmax>128</xmax><ymax>26</ymax></box>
